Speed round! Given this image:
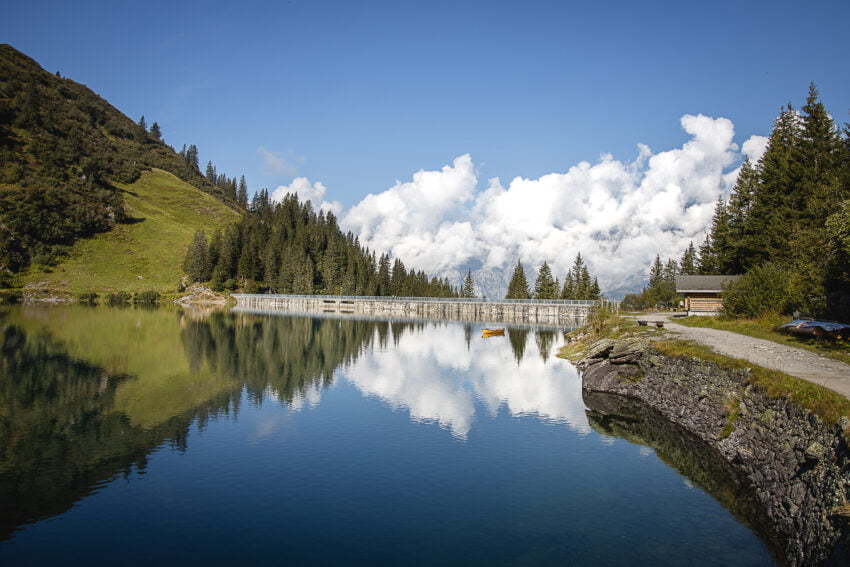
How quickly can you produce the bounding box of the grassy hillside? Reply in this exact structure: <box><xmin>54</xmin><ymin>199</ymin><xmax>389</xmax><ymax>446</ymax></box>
<box><xmin>22</xmin><ymin>169</ymin><xmax>239</xmax><ymax>293</ymax></box>
<box><xmin>0</xmin><ymin>44</ymin><xmax>242</xmax><ymax>275</ymax></box>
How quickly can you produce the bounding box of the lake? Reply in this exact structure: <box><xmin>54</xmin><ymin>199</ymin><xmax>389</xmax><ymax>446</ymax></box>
<box><xmin>0</xmin><ymin>305</ymin><xmax>775</xmax><ymax>565</ymax></box>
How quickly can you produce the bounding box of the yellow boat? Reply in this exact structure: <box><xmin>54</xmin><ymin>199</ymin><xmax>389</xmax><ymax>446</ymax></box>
<box><xmin>481</xmin><ymin>328</ymin><xmax>505</xmax><ymax>338</ymax></box>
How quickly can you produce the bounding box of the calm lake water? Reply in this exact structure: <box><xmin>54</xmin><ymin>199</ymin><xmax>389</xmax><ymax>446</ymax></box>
<box><xmin>0</xmin><ymin>305</ymin><xmax>776</xmax><ymax>566</ymax></box>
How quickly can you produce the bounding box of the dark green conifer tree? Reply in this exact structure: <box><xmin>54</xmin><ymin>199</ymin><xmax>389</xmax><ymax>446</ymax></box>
<box><xmin>461</xmin><ymin>270</ymin><xmax>475</xmax><ymax>298</ymax></box>
<box><xmin>589</xmin><ymin>277</ymin><xmax>601</xmax><ymax>300</ymax></box>
<box><xmin>150</xmin><ymin>122</ymin><xmax>162</xmax><ymax>141</ymax></box>
<box><xmin>183</xmin><ymin>230</ymin><xmax>210</xmax><ymax>282</ymax></box>
<box><xmin>648</xmin><ymin>255</ymin><xmax>664</xmax><ymax>287</ymax></box>
<box><xmin>237</xmin><ymin>177</ymin><xmax>248</xmax><ymax>208</ymax></box>
<box><xmin>726</xmin><ymin>159</ymin><xmax>759</xmax><ymax>272</ymax></box>
<box><xmin>377</xmin><ymin>254</ymin><xmax>391</xmax><ymax>295</ymax></box>
<box><xmin>679</xmin><ymin>241</ymin><xmax>698</xmax><ymax>274</ymax></box>
<box><xmin>236</xmin><ymin>176</ymin><xmax>246</xmax><ymax>204</ymax></box>
<box><xmin>561</xmin><ymin>270</ymin><xmax>575</xmax><ymax>299</ymax></box>
<box><xmin>534</xmin><ymin>262</ymin><xmax>558</xmax><ymax>299</ymax></box>
<box><xmin>390</xmin><ymin>258</ymin><xmax>407</xmax><ymax>296</ymax></box>
<box><xmin>706</xmin><ymin>197</ymin><xmax>733</xmax><ymax>273</ymax></box>
<box><xmin>505</xmin><ymin>260</ymin><xmax>530</xmax><ymax>299</ymax></box>
<box><xmin>743</xmin><ymin>106</ymin><xmax>801</xmax><ymax>265</ymax></box>
<box><xmin>698</xmin><ymin>236</ymin><xmax>716</xmax><ymax>274</ymax></box>
<box><xmin>186</xmin><ymin>145</ymin><xmax>199</xmax><ymax>170</ymax></box>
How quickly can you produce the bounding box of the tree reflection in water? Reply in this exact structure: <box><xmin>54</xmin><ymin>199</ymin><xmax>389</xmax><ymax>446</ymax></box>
<box><xmin>0</xmin><ymin>306</ymin><xmax>578</xmax><ymax>540</ymax></box>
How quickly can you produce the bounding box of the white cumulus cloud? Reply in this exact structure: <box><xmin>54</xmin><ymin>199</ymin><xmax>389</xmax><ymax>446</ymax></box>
<box><xmin>337</xmin><ymin>114</ymin><xmax>764</xmax><ymax>296</ymax></box>
<box><xmin>271</xmin><ymin>177</ymin><xmax>342</xmax><ymax>216</ymax></box>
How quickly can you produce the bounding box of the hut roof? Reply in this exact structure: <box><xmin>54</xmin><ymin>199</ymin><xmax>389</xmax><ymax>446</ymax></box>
<box><xmin>675</xmin><ymin>275</ymin><xmax>741</xmax><ymax>293</ymax></box>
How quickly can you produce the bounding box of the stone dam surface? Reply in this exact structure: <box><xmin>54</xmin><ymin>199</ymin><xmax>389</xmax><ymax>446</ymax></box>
<box><xmin>232</xmin><ymin>294</ymin><xmax>603</xmax><ymax>326</ymax></box>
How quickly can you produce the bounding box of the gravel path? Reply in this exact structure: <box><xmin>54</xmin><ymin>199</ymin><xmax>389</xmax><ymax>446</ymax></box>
<box><xmin>644</xmin><ymin>316</ymin><xmax>850</xmax><ymax>399</ymax></box>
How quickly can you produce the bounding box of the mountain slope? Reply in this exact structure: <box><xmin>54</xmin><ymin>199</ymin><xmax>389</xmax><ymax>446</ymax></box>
<box><xmin>22</xmin><ymin>169</ymin><xmax>239</xmax><ymax>293</ymax></box>
<box><xmin>0</xmin><ymin>43</ymin><xmax>237</xmax><ymax>275</ymax></box>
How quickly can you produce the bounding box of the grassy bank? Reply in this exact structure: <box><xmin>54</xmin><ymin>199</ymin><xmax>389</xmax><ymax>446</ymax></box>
<box><xmin>20</xmin><ymin>168</ymin><xmax>240</xmax><ymax>294</ymax></box>
<box><xmin>558</xmin><ymin>309</ymin><xmax>664</xmax><ymax>361</ymax></box>
<box><xmin>559</xmin><ymin>311</ymin><xmax>850</xmax><ymax>428</ymax></box>
<box><xmin>676</xmin><ymin>314</ymin><xmax>850</xmax><ymax>366</ymax></box>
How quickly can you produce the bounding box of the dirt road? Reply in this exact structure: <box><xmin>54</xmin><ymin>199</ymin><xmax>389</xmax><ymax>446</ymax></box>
<box><xmin>643</xmin><ymin>315</ymin><xmax>850</xmax><ymax>399</ymax></box>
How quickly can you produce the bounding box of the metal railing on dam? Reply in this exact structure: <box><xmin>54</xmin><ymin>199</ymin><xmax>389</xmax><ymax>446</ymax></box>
<box><xmin>231</xmin><ymin>294</ymin><xmax>618</xmax><ymax>325</ymax></box>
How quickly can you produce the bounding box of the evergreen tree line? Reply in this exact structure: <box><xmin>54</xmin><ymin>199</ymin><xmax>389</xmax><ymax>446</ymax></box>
<box><xmin>183</xmin><ymin>191</ymin><xmax>459</xmax><ymax>297</ymax></box>
<box><xmin>693</xmin><ymin>84</ymin><xmax>850</xmax><ymax>317</ymax></box>
<box><xmin>176</xmin><ymin>145</ymin><xmax>249</xmax><ymax>207</ymax></box>
<box><xmin>622</xmin><ymin>254</ymin><xmax>683</xmax><ymax>310</ymax></box>
<box><xmin>137</xmin><ymin>115</ymin><xmax>162</xmax><ymax>142</ymax></box>
<box><xmin>504</xmin><ymin>253</ymin><xmax>601</xmax><ymax>300</ymax></box>
<box><xmin>197</xmin><ymin>160</ymin><xmax>249</xmax><ymax>208</ymax></box>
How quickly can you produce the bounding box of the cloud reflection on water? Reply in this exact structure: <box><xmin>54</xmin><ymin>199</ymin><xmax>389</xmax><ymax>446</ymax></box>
<box><xmin>341</xmin><ymin>323</ymin><xmax>589</xmax><ymax>438</ymax></box>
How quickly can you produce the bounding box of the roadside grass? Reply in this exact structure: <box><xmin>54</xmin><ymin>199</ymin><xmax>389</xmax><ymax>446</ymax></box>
<box><xmin>653</xmin><ymin>339</ymin><xmax>850</xmax><ymax>427</ymax></box>
<box><xmin>676</xmin><ymin>314</ymin><xmax>850</xmax><ymax>366</ymax></box>
<box><xmin>20</xmin><ymin>168</ymin><xmax>240</xmax><ymax>294</ymax></box>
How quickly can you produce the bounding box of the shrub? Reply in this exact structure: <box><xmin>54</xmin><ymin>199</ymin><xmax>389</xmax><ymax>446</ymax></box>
<box><xmin>106</xmin><ymin>291</ymin><xmax>131</xmax><ymax>305</ymax></box>
<box><xmin>722</xmin><ymin>263</ymin><xmax>788</xmax><ymax>318</ymax></box>
<box><xmin>588</xmin><ymin>303</ymin><xmax>616</xmax><ymax>335</ymax></box>
<box><xmin>0</xmin><ymin>289</ymin><xmax>22</xmax><ymax>304</ymax></box>
<box><xmin>77</xmin><ymin>292</ymin><xmax>98</xmax><ymax>304</ymax></box>
<box><xmin>132</xmin><ymin>290</ymin><xmax>160</xmax><ymax>304</ymax></box>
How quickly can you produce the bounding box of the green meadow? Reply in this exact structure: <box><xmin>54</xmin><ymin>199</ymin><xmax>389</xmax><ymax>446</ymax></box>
<box><xmin>22</xmin><ymin>169</ymin><xmax>240</xmax><ymax>294</ymax></box>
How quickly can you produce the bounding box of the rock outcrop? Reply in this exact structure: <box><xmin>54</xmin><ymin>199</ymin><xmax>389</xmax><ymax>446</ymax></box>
<box><xmin>174</xmin><ymin>284</ymin><xmax>228</xmax><ymax>306</ymax></box>
<box><xmin>576</xmin><ymin>338</ymin><xmax>850</xmax><ymax>566</ymax></box>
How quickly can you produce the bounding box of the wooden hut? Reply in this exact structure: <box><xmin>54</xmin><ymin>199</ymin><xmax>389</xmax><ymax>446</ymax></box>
<box><xmin>675</xmin><ymin>275</ymin><xmax>741</xmax><ymax>316</ymax></box>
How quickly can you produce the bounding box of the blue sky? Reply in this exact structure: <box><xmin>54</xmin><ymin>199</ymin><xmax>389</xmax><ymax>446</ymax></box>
<box><xmin>5</xmin><ymin>0</ymin><xmax>849</xmax><ymax>292</ymax></box>
<box><xmin>6</xmin><ymin>0</ymin><xmax>849</xmax><ymax>205</ymax></box>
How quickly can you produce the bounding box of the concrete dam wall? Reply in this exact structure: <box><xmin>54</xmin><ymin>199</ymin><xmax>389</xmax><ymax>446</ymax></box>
<box><xmin>231</xmin><ymin>294</ymin><xmax>613</xmax><ymax>326</ymax></box>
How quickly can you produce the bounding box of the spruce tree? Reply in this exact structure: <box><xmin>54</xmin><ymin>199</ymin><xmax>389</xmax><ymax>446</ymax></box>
<box><xmin>183</xmin><ymin>230</ymin><xmax>210</xmax><ymax>282</ymax></box>
<box><xmin>505</xmin><ymin>260</ymin><xmax>530</xmax><ymax>299</ymax></box>
<box><xmin>561</xmin><ymin>270</ymin><xmax>575</xmax><ymax>299</ymax></box>
<box><xmin>589</xmin><ymin>277</ymin><xmax>601</xmax><ymax>300</ymax></box>
<box><xmin>698</xmin><ymin>236</ymin><xmax>715</xmax><ymax>274</ymax></box>
<box><xmin>579</xmin><ymin>265</ymin><xmax>591</xmax><ymax>299</ymax></box>
<box><xmin>706</xmin><ymin>197</ymin><xmax>733</xmax><ymax>273</ymax></box>
<box><xmin>377</xmin><ymin>254</ymin><xmax>391</xmax><ymax>296</ymax></box>
<box><xmin>726</xmin><ymin>159</ymin><xmax>759</xmax><ymax>272</ymax></box>
<box><xmin>138</xmin><ymin>115</ymin><xmax>146</xmax><ymax>131</ymax></box>
<box><xmin>205</xmin><ymin>161</ymin><xmax>216</xmax><ymax>183</ymax></box>
<box><xmin>236</xmin><ymin>176</ymin><xmax>246</xmax><ymax>204</ymax></box>
<box><xmin>461</xmin><ymin>270</ymin><xmax>475</xmax><ymax>298</ymax></box>
<box><xmin>237</xmin><ymin>177</ymin><xmax>248</xmax><ymax>208</ymax></box>
<box><xmin>390</xmin><ymin>258</ymin><xmax>407</xmax><ymax>296</ymax></box>
<box><xmin>186</xmin><ymin>145</ymin><xmax>199</xmax><ymax>170</ymax></box>
<box><xmin>150</xmin><ymin>121</ymin><xmax>162</xmax><ymax>141</ymax></box>
<box><xmin>208</xmin><ymin>229</ymin><xmax>222</xmax><ymax>270</ymax></box>
<box><xmin>568</xmin><ymin>253</ymin><xmax>589</xmax><ymax>298</ymax></box>
<box><xmin>649</xmin><ymin>255</ymin><xmax>664</xmax><ymax>286</ymax></box>
<box><xmin>679</xmin><ymin>242</ymin><xmax>697</xmax><ymax>274</ymax></box>
<box><xmin>533</xmin><ymin>262</ymin><xmax>557</xmax><ymax>299</ymax></box>
<box><xmin>743</xmin><ymin>106</ymin><xmax>801</xmax><ymax>265</ymax></box>
<box><xmin>663</xmin><ymin>258</ymin><xmax>678</xmax><ymax>282</ymax></box>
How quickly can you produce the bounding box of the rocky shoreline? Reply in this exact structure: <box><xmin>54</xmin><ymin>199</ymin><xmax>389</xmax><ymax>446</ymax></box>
<box><xmin>575</xmin><ymin>337</ymin><xmax>850</xmax><ymax>566</ymax></box>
